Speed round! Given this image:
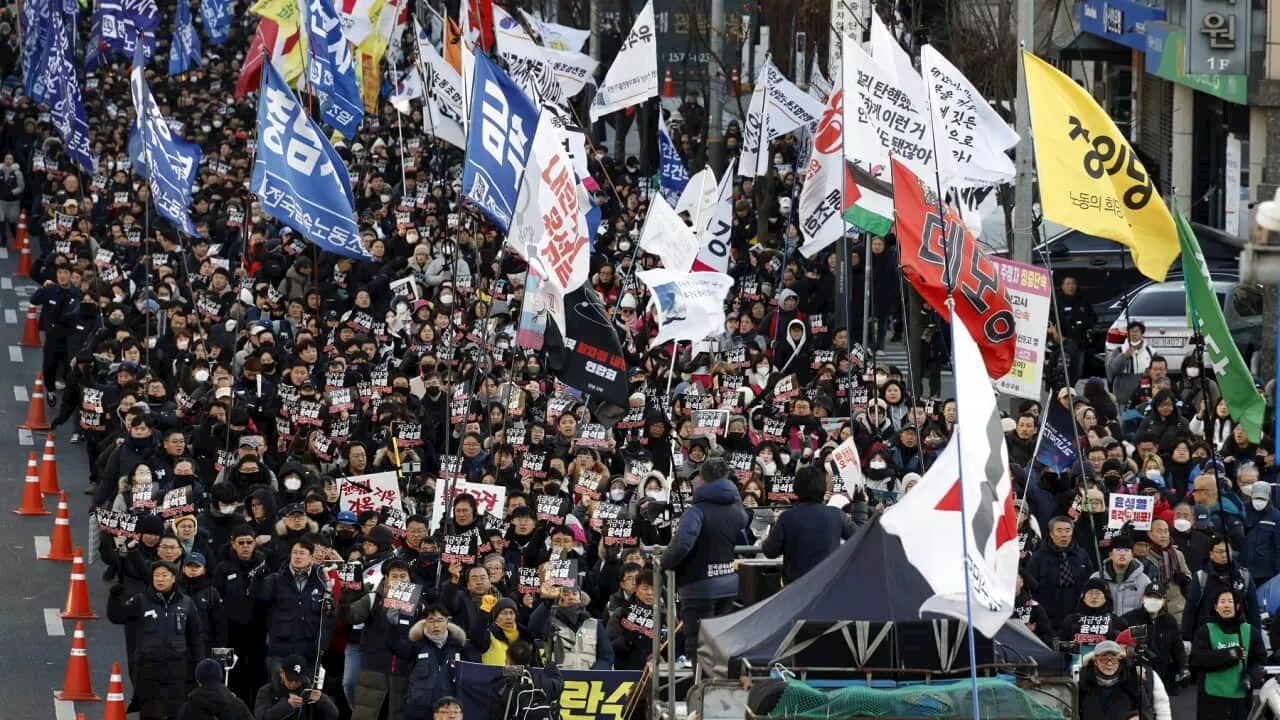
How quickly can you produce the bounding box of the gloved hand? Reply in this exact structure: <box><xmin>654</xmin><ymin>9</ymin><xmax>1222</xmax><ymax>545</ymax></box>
<box><xmin>1228</xmin><ymin>646</ymin><xmax>1244</xmax><ymax>661</ymax></box>
<box><xmin>108</xmin><ymin>583</ymin><xmax>125</xmax><ymax>596</ymax></box>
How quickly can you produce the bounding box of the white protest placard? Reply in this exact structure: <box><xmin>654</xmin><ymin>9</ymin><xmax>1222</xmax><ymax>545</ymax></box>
<box><xmin>430</xmin><ymin>479</ymin><xmax>508</xmax><ymax>533</ymax></box>
<box><xmin>1107</xmin><ymin>493</ymin><xmax>1155</xmax><ymax>530</ymax></box>
<box><xmin>990</xmin><ymin>258</ymin><xmax>1052</xmax><ymax>401</ymax></box>
<box><xmin>339</xmin><ymin>471</ymin><xmax>404</xmax><ymax>516</ymax></box>
<box><xmin>829</xmin><ymin>437</ymin><xmax>865</xmax><ymax>493</ymax></box>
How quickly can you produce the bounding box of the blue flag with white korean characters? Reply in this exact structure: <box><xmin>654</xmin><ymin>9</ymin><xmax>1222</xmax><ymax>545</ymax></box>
<box><xmin>302</xmin><ymin>0</ymin><xmax>365</xmax><ymax>139</ymax></box>
<box><xmin>87</xmin><ymin>0</ymin><xmax>159</xmax><ymax>70</ymax></box>
<box><xmin>169</xmin><ymin>0</ymin><xmax>203</xmax><ymax>75</ymax></box>
<box><xmin>252</xmin><ymin>62</ymin><xmax>370</xmax><ymax>261</ymax></box>
<box><xmin>45</xmin><ymin>8</ymin><xmax>96</xmax><ymax>173</ymax></box>
<box><xmin>657</xmin><ymin>111</ymin><xmax>688</xmax><ymax>206</ymax></box>
<box><xmin>131</xmin><ymin>46</ymin><xmax>202</xmax><ymax>236</ymax></box>
<box><xmin>461</xmin><ymin>53</ymin><xmax>539</xmax><ymax>233</ymax></box>
<box><xmin>20</xmin><ymin>0</ymin><xmax>53</xmax><ymax>103</ymax></box>
<box><xmin>198</xmin><ymin>0</ymin><xmax>232</xmax><ymax>44</ymax></box>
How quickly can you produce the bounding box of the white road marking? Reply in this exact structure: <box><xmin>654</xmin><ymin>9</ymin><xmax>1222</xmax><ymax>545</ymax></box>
<box><xmin>0</xmin><ymin>247</ymin><xmax>10</xmax><ymax>260</ymax></box>
<box><xmin>54</xmin><ymin>697</ymin><xmax>75</xmax><ymax>720</ymax></box>
<box><xmin>14</xmin><ymin>385</ymin><xmax>26</xmax><ymax>403</ymax></box>
<box><xmin>34</xmin><ymin>536</ymin><xmax>50</xmax><ymax>559</ymax></box>
<box><xmin>1</xmin><ymin>277</ymin><xmax>13</xmax><ymax>290</ymax></box>
<box><xmin>8</xmin><ymin>345</ymin><xmax>20</xmax><ymax>363</ymax></box>
<box><xmin>44</xmin><ymin>608</ymin><xmax>64</xmax><ymax>637</ymax></box>
<box><xmin>4</xmin><ymin>309</ymin><xmax>15</xmax><ymax>325</ymax></box>
<box><xmin>18</xmin><ymin>428</ymin><xmax>33</xmax><ymax>446</ymax></box>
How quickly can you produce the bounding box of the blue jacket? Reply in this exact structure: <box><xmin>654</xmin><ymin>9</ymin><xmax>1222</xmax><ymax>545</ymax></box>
<box><xmin>761</xmin><ymin>502</ymin><xmax>855</xmax><ymax>583</ymax></box>
<box><xmin>257</xmin><ymin>565</ymin><xmax>333</xmax><ymax>659</ymax></box>
<box><xmin>397</xmin><ymin>621</ymin><xmax>467</xmax><ymax>720</ymax></box>
<box><xmin>1244</xmin><ymin>506</ymin><xmax>1280</xmax><ymax>584</ymax></box>
<box><xmin>660</xmin><ymin>477</ymin><xmax>749</xmax><ymax>600</ymax></box>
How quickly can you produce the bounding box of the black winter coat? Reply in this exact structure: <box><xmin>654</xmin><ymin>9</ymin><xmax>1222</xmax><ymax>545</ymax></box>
<box><xmin>176</xmin><ymin>684</ymin><xmax>254</xmax><ymax>720</ymax></box>
<box><xmin>1076</xmin><ymin>659</ymin><xmax>1154</xmax><ymax>720</ymax></box>
<box><xmin>212</xmin><ymin>549</ymin><xmax>268</xmax><ymax>629</ymax></box>
<box><xmin>253</xmin><ymin>676</ymin><xmax>339</xmax><ymax>720</ymax></box>
<box><xmin>258</xmin><ymin>566</ymin><xmax>333</xmax><ymax>659</ymax></box>
<box><xmin>108</xmin><ymin>586</ymin><xmax>206</xmax><ymax>720</ymax></box>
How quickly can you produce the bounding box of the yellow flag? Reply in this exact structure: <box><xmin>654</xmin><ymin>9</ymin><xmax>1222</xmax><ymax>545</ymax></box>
<box><xmin>250</xmin><ymin>0</ymin><xmax>300</xmax><ymax>29</ymax></box>
<box><xmin>1021</xmin><ymin>50</ymin><xmax>1179</xmax><ymax>281</ymax></box>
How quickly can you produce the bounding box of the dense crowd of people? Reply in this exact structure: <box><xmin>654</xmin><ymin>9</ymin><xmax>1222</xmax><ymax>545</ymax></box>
<box><xmin>4</xmin><ymin>3</ymin><xmax>1280</xmax><ymax>720</ymax></box>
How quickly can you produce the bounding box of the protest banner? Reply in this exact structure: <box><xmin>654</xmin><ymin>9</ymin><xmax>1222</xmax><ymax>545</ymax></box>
<box><xmin>990</xmin><ymin>257</ymin><xmax>1052</xmax><ymax>400</ymax></box>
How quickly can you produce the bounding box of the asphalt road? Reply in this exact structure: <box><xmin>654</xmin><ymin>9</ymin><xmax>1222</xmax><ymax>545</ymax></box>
<box><xmin>0</xmin><ymin>252</ymin><xmax>129</xmax><ymax>720</ymax></box>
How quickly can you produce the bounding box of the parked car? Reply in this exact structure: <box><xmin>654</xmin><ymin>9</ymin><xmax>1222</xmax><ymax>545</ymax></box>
<box><xmin>1099</xmin><ymin>277</ymin><xmax>1264</xmax><ymax>373</ymax></box>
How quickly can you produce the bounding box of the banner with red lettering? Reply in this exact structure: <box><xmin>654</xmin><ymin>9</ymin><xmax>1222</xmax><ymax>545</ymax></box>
<box><xmin>890</xmin><ymin>158</ymin><xmax>1016</xmax><ymax>379</ymax></box>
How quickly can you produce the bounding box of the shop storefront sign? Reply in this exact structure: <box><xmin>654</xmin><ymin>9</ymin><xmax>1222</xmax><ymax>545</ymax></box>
<box><xmin>1145</xmin><ymin>21</ymin><xmax>1247</xmax><ymax>104</ymax></box>
<box><xmin>1079</xmin><ymin>0</ymin><xmax>1165</xmax><ymax>52</ymax></box>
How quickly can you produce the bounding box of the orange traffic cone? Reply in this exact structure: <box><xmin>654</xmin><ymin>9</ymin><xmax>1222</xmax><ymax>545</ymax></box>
<box><xmin>103</xmin><ymin>663</ymin><xmax>126</xmax><ymax>720</ymax></box>
<box><xmin>16</xmin><ymin>236</ymin><xmax>31</xmax><ymax>278</ymax></box>
<box><xmin>662</xmin><ymin>67</ymin><xmax>674</xmax><ymax>98</ymax></box>
<box><xmin>54</xmin><ymin>622</ymin><xmax>101</xmax><ymax>701</ymax></box>
<box><xmin>729</xmin><ymin>66</ymin><xmax>740</xmax><ymax>98</ymax></box>
<box><xmin>39</xmin><ymin>433</ymin><xmax>61</xmax><ymax>495</ymax></box>
<box><xmin>12</xmin><ymin>451</ymin><xmax>49</xmax><ymax>516</ymax></box>
<box><xmin>20</xmin><ymin>373</ymin><xmax>50</xmax><ymax>430</ymax></box>
<box><xmin>20</xmin><ymin>305</ymin><xmax>41</xmax><ymax>347</ymax></box>
<box><xmin>42</xmin><ymin>492</ymin><xmax>73</xmax><ymax>561</ymax></box>
<box><xmin>60</xmin><ymin>547</ymin><xmax>98</xmax><ymax>619</ymax></box>
<box><xmin>14</xmin><ymin>209</ymin><xmax>27</xmax><ymax>250</ymax></box>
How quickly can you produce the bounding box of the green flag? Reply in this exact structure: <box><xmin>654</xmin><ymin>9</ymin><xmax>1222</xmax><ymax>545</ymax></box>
<box><xmin>1175</xmin><ymin>200</ymin><xmax>1265</xmax><ymax>442</ymax></box>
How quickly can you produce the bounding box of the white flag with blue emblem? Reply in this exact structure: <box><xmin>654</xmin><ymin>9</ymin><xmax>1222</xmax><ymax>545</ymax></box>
<box><xmin>636</xmin><ymin>268</ymin><xmax>734</xmax><ymax>345</ymax></box>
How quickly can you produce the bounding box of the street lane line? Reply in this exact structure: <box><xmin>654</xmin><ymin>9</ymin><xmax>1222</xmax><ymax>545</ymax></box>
<box><xmin>34</xmin><ymin>536</ymin><xmax>50</xmax><ymax>559</ymax></box>
<box><xmin>54</xmin><ymin>698</ymin><xmax>75</xmax><ymax>720</ymax></box>
<box><xmin>0</xmin><ymin>247</ymin><xmax>10</xmax><ymax>260</ymax></box>
<box><xmin>8</xmin><ymin>345</ymin><xmax>20</xmax><ymax>363</ymax></box>
<box><xmin>14</xmin><ymin>385</ymin><xmax>27</xmax><ymax>403</ymax></box>
<box><xmin>1</xmin><ymin>277</ymin><xmax>12</xmax><ymax>290</ymax></box>
<box><xmin>4</xmin><ymin>309</ymin><xmax>15</xmax><ymax>325</ymax></box>
<box><xmin>44</xmin><ymin>608</ymin><xmax>64</xmax><ymax>637</ymax></box>
<box><xmin>18</xmin><ymin>427</ymin><xmax>33</xmax><ymax>446</ymax></box>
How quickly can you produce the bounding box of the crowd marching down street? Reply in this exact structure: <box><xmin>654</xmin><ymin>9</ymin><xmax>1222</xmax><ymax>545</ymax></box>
<box><xmin>3</xmin><ymin>0</ymin><xmax>1280</xmax><ymax>718</ymax></box>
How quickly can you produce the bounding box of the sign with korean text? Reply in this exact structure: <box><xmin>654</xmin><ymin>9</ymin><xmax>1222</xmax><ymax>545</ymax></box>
<box><xmin>1077</xmin><ymin>0</ymin><xmax>1164</xmax><ymax>52</ymax></box>
<box><xmin>455</xmin><ymin>663</ymin><xmax>639</xmax><ymax>720</ymax></box>
<box><xmin>429</xmin><ymin>479</ymin><xmax>507</xmax><ymax>533</ymax></box>
<box><xmin>339</xmin><ymin>471</ymin><xmax>404</xmax><ymax>517</ymax></box>
<box><xmin>990</xmin><ymin>258</ymin><xmax>1052</xmax><ymax>400</ymax></box>
<box><xmin>1187</xmin><ymin>0</ymin><xmax>1250</xmax><ymax>75</ymax></box>
<box><xmin>1107</xmin><ymin>493</ymin><xmax>1155</xmax><ymax>530</ymax></box>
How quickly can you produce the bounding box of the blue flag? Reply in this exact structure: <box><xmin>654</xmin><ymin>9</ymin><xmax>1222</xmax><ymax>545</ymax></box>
<box><xmin>198</xmin><ymin>0</ymin><xmax>232</xmax><ymax>44</ymax></box>
<box><xmin>1034</xmin><ymin>400</ymin><xmax>1078</xmax><ymax>473</ymax></box>
<box><xmin>131</xmin><ymin>46</ymin><xmax>201</xmax><ymax>236</ymax></box>
<box><xmin>86</xmin><ymin>0</ymin><xmax>159</xmax><ymax>70</ymax></box>
<box><xmin>252</xmin><ymin>62</ymin><xmax>370</xmax><ymax>261</ymax></box>
<box><xmin>301</xmin><ymin>0</ymin><xmax>365</xmax><ymax>139</ymax></box>
<box><xmin>20</xmin><ymin>0</ymin><xmax>52</xmax><ymax>101</ymax></box>
<box><xmin>657</xmin><ymin>112</ymin><xmax>688</xmax><ymax>205</ymax></box>
<box><xmin>461</xmin><ymin>53</ymin><xmax>539</xmax><ymax>232</ymax></box>
<box><xmin>169</xmin><ymin>0</ymin><xmax>202</xmax><ymax>75</ymax></box>
<box><xmin>45</xmin><ymin>8</ymin><xmax>95</xmax><ymax>173</ymax></box>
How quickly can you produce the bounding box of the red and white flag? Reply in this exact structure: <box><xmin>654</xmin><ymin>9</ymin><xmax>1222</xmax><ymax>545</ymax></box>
<box><xmin>880</xmin><ymin>312</ymin><xmax>1019</xmax><ymax>639</ymax></box>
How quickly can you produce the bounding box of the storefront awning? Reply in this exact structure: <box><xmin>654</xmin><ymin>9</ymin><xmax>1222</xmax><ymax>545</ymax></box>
<box><xmin>1054</xmin><ymin>32</ymin><xmax>1133</xmax><ymax>64</ymax></box>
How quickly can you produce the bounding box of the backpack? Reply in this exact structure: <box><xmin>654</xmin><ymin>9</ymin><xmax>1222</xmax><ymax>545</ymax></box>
<box><xmin>491</xmin><ymin>667</ymin><xmax>555</xmax><ymax>720</ymax></box>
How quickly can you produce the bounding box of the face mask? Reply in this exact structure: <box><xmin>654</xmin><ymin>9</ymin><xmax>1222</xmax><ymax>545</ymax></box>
<box><xmin>439</xmin><ymin>293</ymin><xmax>454</xmax><ymax>305</ymax></box>
<box><xmin>870</xmin><ymin>460</ymin><xmax>887</xmax><ymax>470</ymax></box>
<box><xmin>283</xmin><ymin>476</ymin><xmax>302</xmax><ymax>491</ymax></box>
<box><xmin>1173</xmin><ymin>517</ymin><xmax>1192</xmax><ymax>533</ymax></box>
<box><xmin>875</xmin><ymin>373</ymin><xmax>888</xmax><ymax>388</ymax></box>
<box><xmin>646</xmin><ymin>490</ymin><xmax>666</xmax><ymax>503</ymax></box>
<box><xmin>1146</xmin><ymin>470</ymin><xmax>1162</xmax><ymax>481</ymax></box>
<box><xmin>1142</xmin><ymin>598</ymin><xmax>1165</xmax><ymax>613</ymax></box>
<box><xmin>756</xmin><ymin>364</ymin><xmax>770</xmax><ymax>374</ymax></box>
<box><xmin>1186</xmin><ymin>367</ymin><xmax>1201</xmax><ymax>378</ymax></box>
<box><xmin>193</xmin><ymin>369</ymin><xmax>210</xmax><ymax>383</ymax></box>
<box><xmin>608</xmin><ymin>489</ymin><xmax>626</xmax><ymax>502</ymax></box>
<box><xmin>1253</xmin><ymin>497</ymin><xmax>1270</xmax><ymax>511</ymax></box>
<box><xmin>218</xmin><ymin>503</ymin><xmax>239</xmax><ymax>514</ymax></box>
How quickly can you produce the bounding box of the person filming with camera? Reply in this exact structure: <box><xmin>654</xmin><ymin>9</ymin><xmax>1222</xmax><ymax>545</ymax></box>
<box><xmin>253</xmin><ymin>654</ymin><xmax>338</xmax><ymax>720</ymax></box>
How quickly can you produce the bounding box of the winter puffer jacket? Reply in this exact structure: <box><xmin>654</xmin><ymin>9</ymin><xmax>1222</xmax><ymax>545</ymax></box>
<box><xmin>397</xmin><ymin>621</ymin><xmax>468</xmax><ymax>720</ymax></box>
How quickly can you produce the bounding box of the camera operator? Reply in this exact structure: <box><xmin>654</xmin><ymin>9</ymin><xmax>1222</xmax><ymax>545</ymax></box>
<box><xmin>1119</xmin><ymin>582</ymin><xmax>1186</xmax><ymax>692</ymax></box>
<box><xmin>1076</xmin><ymin>640</ymin><xmax>1160</xmax><ymax>720</ymax></box>
<box><xmin>253</xmin><ymin>654</ymin><xmax>339</xmax><ymax>720</ymax></box>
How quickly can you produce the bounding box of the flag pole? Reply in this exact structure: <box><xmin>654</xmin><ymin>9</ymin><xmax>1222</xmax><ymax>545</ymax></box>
<box><xmin>917</xmin><ymin>39</ymin><xmax>982</xmax><ymax>718</ymax></box>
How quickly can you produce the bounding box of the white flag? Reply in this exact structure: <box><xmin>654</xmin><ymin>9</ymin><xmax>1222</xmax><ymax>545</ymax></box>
<box><xmin>637</xmin><ymin>268</ymin><xmax>734</xmax><ymax>345</ymax></box>
<box><xmin>492</xmin><ymin>6</ymin><xmax>597</xmax><ymax>105</ymax></box>
<box><xmin>338</xmin><ymin>0</ymin><xmax>379</xmax><ymax>45</ymax></box>
<box><xmin>531</xmin><ymin>116</ymin><xmax>591</xmax><ymax>297</ymax></box>
<box><xmin>739</xmin><ymin>60</ymin><xmax>826</xmax><ymax>177</ymax></box>
<box><xmin>389</xmin><ymin>68</ymin><xmax>422</xmax><ymax>115</ymax></box>
<box><xmin>639</xmin><ymin>194</ymin><xmax>697</xmax><ymax>274</ymax></box>
<box><xmin>798</xmin><ymin>88</ymin><xmax>850</xmax><ymax>257</ymax></box>
<box><xmin>590</xmin><ymin>0</ymin><xmax>658</xmax><ymax>121</ymax></box>
<box><xmin>880</xmin><ymin>313</ymin><xmax>1019</xmax><ymax>639</ymax></box>
<box><xmin>676</xmin><ymin>167</ymin><xmax>717</xmax><ymax>229</ymax></box>
<box><xmin>692</xmin><ymin>159</ymin><xmax>736</xmax><ymax>273</ymax></box>
<box><xmin>520</xmin><ymin>10</ymin><xmax>590</xmax><ymax>52</ymax></box>
<box><xmin>415</xmin><ymin>20</ymin><xmax>466</xmax><ymax>149</ymax></box>
<box><xmin>920</xmin><ymin>44</ymin><xmax>1019</xmax><ymax>188</ymax></box>
<box><xmin>808</xmin><ymin>55</ymin><xmax>832</xmax><ymax>103</ymax></box>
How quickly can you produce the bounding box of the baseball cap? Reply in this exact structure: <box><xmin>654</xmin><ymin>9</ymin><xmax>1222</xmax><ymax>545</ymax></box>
<box><xmin>335</xmin><ymin>510</ymin><xmax>358</xmax><ymax>525</ymax></box>
<box><xmin>281</xmin><ymin>502</ymin><xmax>306</xmax><ymax>517</ymax></box>
<box><xmin>183</xmin><ymin>552</ymin><xmax>207</xmax><ymax>567</ymax></box>
<box><xmin>1193</xmin><ymin>504</ymin><xmax>1213</xmax><ymax>529</ymax></box>
<box><xmin>281</xmin><ymin>654</ymin><xmax>308</xmax><ymax>683</ymax></box>
<box><xmin>1143</xmin><ymin>582</ymin><xmax>1166</xmax><ymax>597</ymax></box>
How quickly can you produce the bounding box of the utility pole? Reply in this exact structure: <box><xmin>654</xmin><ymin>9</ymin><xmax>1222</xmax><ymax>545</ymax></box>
<box><xmin>707</xmin><ymin>0</ymin><xmax>726</xmax><ymax>174</ymax></box>
<box><xmin>1011</xmin><ymin>0</ymin><xmax>1035</xmax><ymax>263</ymax></box>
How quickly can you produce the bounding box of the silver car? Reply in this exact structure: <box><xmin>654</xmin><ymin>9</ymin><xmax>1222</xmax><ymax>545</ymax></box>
<box><xmin>1101</xmin><ymin>279</ymin><xmax>1264</xmax><ymax>373</ymax></box>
